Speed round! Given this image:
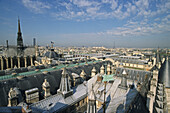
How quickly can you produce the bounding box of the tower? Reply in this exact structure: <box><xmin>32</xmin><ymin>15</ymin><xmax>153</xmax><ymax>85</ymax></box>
<box><xmin>57</xmin><ymin>68</ymin><xmax>73</xmax><ymax>98</ymax></box>
<box><xmin>6</xmin><ymin>40</ymin><xmax>8</xmax><ymax>48</ymax></box>
<box><xmin>17</xmin><ymin>18</ymin><xmax>23</xmax><ymax>48</ymax></box>
<box><xmin>87</xmin><ymin>85</ymin><xmax>97</xmax><ymax>113</ymax></box>
<box><xmin>33</xmin><ymin>38</ymin><xmax>36</xmax><ymax>46</ymax></box>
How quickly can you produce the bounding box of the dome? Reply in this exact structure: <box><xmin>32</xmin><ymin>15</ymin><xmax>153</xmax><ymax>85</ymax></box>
<box><xmin>44</xmin><ymin>49</ymin><xmax>59</xmax><ymax>59</ymax></box>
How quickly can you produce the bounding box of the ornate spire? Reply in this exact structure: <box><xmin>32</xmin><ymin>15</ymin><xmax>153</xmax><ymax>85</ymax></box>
<box><xmin>119</xmin><ymin>69</ymin><xmax>128</xmax><ymax>90</ymax></box>
<box><xmin>57</xmin><ymin>68</ymin><xmax>73</xmax><ymax>98</ymax></box>
<box><xmin>18</xmin><ymin>17</ymin><xmax>21</xmax><ymax>33</ymax></box>
<box><xmin>87</xmin><ymin>84</ymin><xmax>97</xmax><ymax>113</ymax></box>
<box><xmin>17</xmin><ymin>17</ymin><xmax>23</xmax><ymax>47</ymax></box>
<box><xmin>122</xmin><ymin>70</ymin><xmax>127</xmax><ymax>75</ymax></box>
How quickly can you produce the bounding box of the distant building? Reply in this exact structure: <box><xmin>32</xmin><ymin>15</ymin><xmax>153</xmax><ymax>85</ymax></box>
<box><xmin>0</xmin><ymin>18</ymin><xmax>36</xmax><ymax>70</ymax></box>
<box><xmin>33</xmin><ymin>38</ymin><xmax>36</xmax><ymax>46</ymax></box>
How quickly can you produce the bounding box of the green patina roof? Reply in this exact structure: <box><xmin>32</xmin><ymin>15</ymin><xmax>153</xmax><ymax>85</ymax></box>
<box><xmin>102</xmin><ymin>74</ymin><xmax>115</xmax><ymax>82</ymax></box>
<box><xmin>0</xmin><ymin>60</ymin><xmax>101</xmax><ymax>81</ymax></box>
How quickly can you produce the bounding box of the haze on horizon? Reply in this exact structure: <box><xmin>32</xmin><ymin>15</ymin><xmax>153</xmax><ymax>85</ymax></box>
<box><xmin>0</xmin><ymin>0</ymin><xmax>170</xmax><ymax>48</ymax></box>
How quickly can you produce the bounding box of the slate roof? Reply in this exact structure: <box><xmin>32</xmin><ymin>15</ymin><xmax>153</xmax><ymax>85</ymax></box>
<box><xmin>0</xmin><ymin>60</ymin><xmax>109</xmax><ymax>106</ymax></box>
<box><xmin>0</xmin><ymin>106</ymin><xmax>22</xmax><ymax>113</ymax></box>
<box><xmin>112</xmin><ymin>57</ymin><xmax>148</xmax><ymax>65</ymax></box>
<box><xmin>43</xmin><ymin>49</ymin><xmax>59</xmax><ymax>59</ymax></box>
<box><xmin>158</xmin><ymin>59</ymin><xmax>170</xmax><ymax>88</ymax></box>
<box><xmin>104</xmin><ymin>89</ymin><xmax>138</xmax><ymax>113</ymax></box>
<box><xmin>87</xmin><ymin>66</ymin><xmax>151</xmax><ymax>113</ymax></box>
<box><xmin>30</xmin><ymin>83</ymin><xmax>87</xmax><ymax>112</ymax></box>
<box><xmin>116</xmin><ymin>67</ymin><xmax>152</xmax><ymax>83</ymax></box>
<box><xmin>98</xmin><ymin>87</ymin><xmax>149</xmax><ymax>113</ymax></box>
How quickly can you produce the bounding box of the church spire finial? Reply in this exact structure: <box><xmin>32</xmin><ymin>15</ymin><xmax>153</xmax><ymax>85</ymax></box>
<box><xmin>17</xmin><ymin>17</ymin><xmax>23</xmax><ymax>47</ymax></box>
<box><xmin>18</xmin><ymin>17</ymin><xmax>21</xmax><ymax>33</ymax></box>
<box><xmin>87</xmin><ymin>83</ymin><xmax>97</xmax><ymax>113</ymax></box>
<box><xmin>118</xmin><ymin>69</ymin><xmax>128</xmax><ymax>90</ymax></box>
<box><xmin>57</xmin><ymin>68</ymin><xmax>73</xmax><ymax>98</ymax></box>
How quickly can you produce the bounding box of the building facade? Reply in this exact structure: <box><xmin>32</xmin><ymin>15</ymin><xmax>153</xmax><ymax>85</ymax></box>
<box><xmin>0</xmin><ymin>18</ymin><xmax>36</xmax><ymax>70</ymax></box>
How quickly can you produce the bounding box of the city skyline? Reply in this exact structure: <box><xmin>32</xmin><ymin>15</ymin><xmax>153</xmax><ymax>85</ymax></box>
<box><xmin>0</xmin><ymin>0</ymin><xmax>170</xmax><ymax>48</ymax></box>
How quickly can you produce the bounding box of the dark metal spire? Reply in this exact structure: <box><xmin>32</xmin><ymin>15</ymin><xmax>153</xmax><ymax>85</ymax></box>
<box><xmin>17</xmin><ymin>17</ymin><xmax>23</xmax><ymax>47</ymax></box>
<box><xmin>18</xmin><ymin>17</ymin><xmax>21</xmax><ymax>33</ymax></box>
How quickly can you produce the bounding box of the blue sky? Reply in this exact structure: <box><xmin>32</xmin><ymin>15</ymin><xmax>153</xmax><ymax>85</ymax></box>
<box><xmin>0</xmin><ymin>0</ymin><xmax>170</xmax><ymax>48</ymax></box>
